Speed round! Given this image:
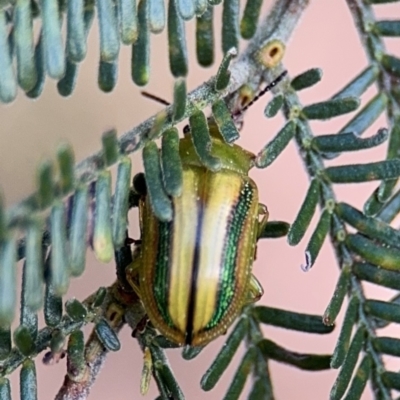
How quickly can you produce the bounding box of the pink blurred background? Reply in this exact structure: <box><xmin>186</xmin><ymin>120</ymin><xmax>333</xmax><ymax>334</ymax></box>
<box><xmin>1</xmin><ymin>1</ymin><xmax>400</xmax><ymax>399</ymax></box>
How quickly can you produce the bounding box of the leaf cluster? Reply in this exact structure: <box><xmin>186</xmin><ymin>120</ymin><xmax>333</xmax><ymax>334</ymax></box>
<box><xmin>0</xmin><ymin>0</ymin><xmax>400</xmax><ymax>399</ymax></box>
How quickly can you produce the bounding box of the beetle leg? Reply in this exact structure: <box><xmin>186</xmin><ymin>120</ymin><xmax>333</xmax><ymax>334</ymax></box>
<box><xmin>245</xmin><ymin>274</ymin><xmax>264</xmax><ymax>304</ymax></box>
<box><xmin>257</xmin><ymin>203</ymin><xmax>269</xmax><ymax>239</ymax></box>
<box><xmin>126</xmin><ymin>256</ymin><xmax>142</xmax><ymax>296</ymax></box>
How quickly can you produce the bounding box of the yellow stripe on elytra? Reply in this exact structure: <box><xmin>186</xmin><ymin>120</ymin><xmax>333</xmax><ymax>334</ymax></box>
<box><xmin>193</xmin><ymin>171</ymin><xmax>243</xmax><ymax>333</ymax></box>
<box><xmin>168</xmin><ymin>167</ymin><xmax>199</xmax><ymax>333</ymax></box>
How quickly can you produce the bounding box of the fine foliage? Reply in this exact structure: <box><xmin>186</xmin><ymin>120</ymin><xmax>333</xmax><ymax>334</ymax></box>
<box><xmin>1</xmin><ymin>0</ymin><xmax>400</xmax><ymax>399</ymax></box>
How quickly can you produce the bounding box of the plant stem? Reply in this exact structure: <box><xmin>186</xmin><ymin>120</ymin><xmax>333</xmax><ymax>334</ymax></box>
<box><xmin>54</xmin><ymin>283</ymin><xmax>141</xmax><ymax>400</ymax></box>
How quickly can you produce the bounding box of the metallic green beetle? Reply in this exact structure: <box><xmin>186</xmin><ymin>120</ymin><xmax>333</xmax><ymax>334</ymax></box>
<box><xmin>127</xmin><ymin>121</ymin><xmax>269</xmax><ymax>347</ymax></box>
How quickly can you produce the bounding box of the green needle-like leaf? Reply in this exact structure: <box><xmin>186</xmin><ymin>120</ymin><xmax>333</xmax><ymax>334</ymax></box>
<box><xmin>149</xmin><ymin>0</ymin><xmax>165</xmax><ymax>33</ymax></box>
<box><xmin>26</xmin><ymin>30</ymin><xmax>45</xmax><ymax>99</ymax></box>
<box><xmin>172</xmin><ymin>78</ymin><xmax>187</xmax><ymax>122</ymax></box>
<box><xmin>96</xmin><ymin>0</ymin><xmax>120</xmax><ymax>62</ymax></box>
<box><xmin>168</xmin><ymin>0</ymin><xmax>188</xmax><ymax>77</ymax></box>
<box><xmin>291</xmin><ymin>68</ymin><xmax>322</xmax><ymax>91</ymax></box>
<box><xmin>0</xmin><ymin>236</ymin><xmax>17</xmax><ymax>328</ymax></box>
<box><xmin>36</xmin><ymin>159</ymin><xmax>54</xmax><ymax>209</ymax></box>
<box><xmin>195</xmin><ymin>0</ymin><xmax>207</xmax><ymax>15</ymax></box>
<box><xmin>51</xmin><ymin>201</ymin><xmax>69</xmax><ymax>296</ymax></box>
<box><xmin>154</xmin><ymin>363</ymin><xmax>185</xmax><ymax>400</ymax></box>
<box><xmin>44</xmin><ymin>276</ymin><xmax>62</xmax><ymax>327</ymax></box>
<box><xmin>0</xmin><ymin>378</ymin><xmax>11</xmax><ymax>400</ymax></box>
<box><xmin>363</xmin><ymin>187</ymin><xmax>384</xmax><ymax>217</ymax></box>
<box><xmin>240</xmin><ymin>0</ymin><xmax>263</xmax><ymax>39</ymax></box>
<box><xmin>93</xmin><ymin>287</ymin><xmax>107</xmax><ymax>308</ymax></box>
<box><xmin>177</xmin><ymin>0</ymin><xmax>194</xmax><ymax>20</ymax></box>
<box><xmin>57</xmin><ymin>143</ymin><xmax>75</xmax><ymax>195</ymax></box>
<box><xmin>0</xmin><ymin>328</ymin><xmax>11</xmax><ymax>360</ymax></box>
<box><xmin>256</xmin><ymin>120</ymin><xmax>296</xmax><ymax>168</ymax></box>
<box><xmin>40</xmin><ymin>0</ymin><xmax>65</xmax><ymax>78</ymax></box>
<box><xmin>331</xmin><ymin>296</ymin><xmax>359</xmax><ymax>369</ymax></box>
<box><xmin>330</xmin><ymin>326</ymin><xmax>365</xmax><ymax>400</ymax></box>
<box><xmin>212</xmin><ymin>99</ymin><xmax>239</xmax><ymax>143</ymax></box>
<box><xmin>253</xmin><ymin>306</ymin><xmax>333</xmax><ymax>334</ymax></box>
<box><xmin>131</xmin><ymin>0</ymin><xmax>149</xmax><ymax>86</ymax></box>
<box><xmin>258</xmin><ymin>221</ymin><xmax>290</xmax><ymax>239</ymax></box>
<box><xmin>222</xmin><ymin>0</ymin><xmax>239</xmax><ymax>54</ymax></box>
<box><xmin>382</xmin><ymin>371</ymin><xmax>400</xmax><ymax>391</ymax></box>
<box><xmin>338</xmin><ymin>202</ymin><xmax>400</xmax><ymax>248</ymax></box>
<box><xmin>381</xmin><ymin>53</ymin><xmax>400</xmax><ymax>78</ymax></box>
<box><xmin>98</xmin><ymin>60</ymin><xmax>118</xmax><ymax>93</ymax></box>
<box><xmin>102</xmin><ymin>129</ymin><xmax>119</xmax><ymax>166</ymax></box>
<box><xmin>14</xmin><ymin>0</ymin><xmax>37</xmax><ymax>92</ymax></box>
<box><xmin>215</xmin><ymin>48</ymin><xmax>236</xmax><ymax>91</ymax></box>
<box><xmin>161</xmin><ymin>128</ymin><xmax>183</xmax><ymax>197</ymax></box>
<box><xmin>332</xmin><ymin>65</ymin><xmax>378</xmax><ymax>99</ymax></box>
<box><xmin>94</xmin><ymin>171</ymin><xmax>114</xmax><ymax>263</ymax></box>
<box><xmin>118</xmin><ymin>0</ymin><xmax>138</xmax><ymax>43</ymax></box>
<box><xmin>373</xmin><ymin>337</ymin><xmax>400</xmax><ymax>357</ymax></box>
<box><xmin>24</xmin><ymin>222</ymin><xmax>43</xmax><ymax>311</ymax></box>
<box><xmin>189</xmin><ymin>110</ymin><xmax>221</xmax><ymax>171</ymax></box>
<box><xmin>323</xmin><ymin>266</ymin><xmax>351</xmax><ymax>326</ymax></box>
<box><xmin>258</xmin><ymin>338</ymin><xmax>331</xmax><ymax>370</ymax></box>
<box><xmin>364</xmin><ymin>299</ymin><xmax>400</xmax><ymax>324</ymax></box>
<box><xmin>377</xmin><ymin>187</ymin><xmax>400</xmax><ymax>223</ymax></box>
<box><xmin>301</xmin><ymin>209</ymin><xmax>331</xmax><ymax>271</ymax></box>
<box><xmin>312</xmin><ymin>128</ymin><xmax>388</xmax><ymax>153</ymax></box>
<box><xmin>67</xmin><ymin>330</ymin><xmax>86</xmax><ymax>381</ymax></box>
<box><xmin>353</xmin><ymin>262</ymin><xmax>400</xmax><ymax>291</ymax></box>
<box><xmin>112</xmin><ymin>157</ymin><xmax>132</xmax><ymax>248</ymax></box>
<box><xmin>0</xmin><ymin>8</ymin><xmax>17</xmax><ymax>101</ymax></box>
<box><xmin>222</xmin><ymin>347</ymin><xmax>256</xmax><ymax>400</ymax></box>
<box><xmin>201</xmin><ymin>317</ymin><xmax>248</xmax><ymax>391</ymax></box>
<box><xmin>264</xmin><ymin>94</ymin><xmax>284</xmax><ymax>118</ymax></box>
<box><xmin>346</xmin><ymin>233</ymin><xmax>400</xmax><ymax>271</ymax></box>
<box><xmin>326</xmin><ymin>159</ymin><xmax>400</xmax><ymax>183</ymax></box>
<box><xmin>20</xmin><ymin>359</ymin><xmax>37</xmax><ymax>400</ymax></box>
<box><xmin>67</xmin><ymin>0</ymin><xmax>86</xmax><ymax>62</ymax></box>
<box><xmin>181</xmin><ymin>345</ymin><xmax>204</xmax><ymax>360</ymax></box>
<box><xmin>13</xmin><ymin>325</ymin><xmax>35</xmax><ymax>356</ymax></box>
<box><xmin>143</xmin><ymin>141</ymin><xmax>173</xmax><ymax>221</ymax></box>
<box><xmin>374</xmin><ymin>20</ymin><xmax>400</xmax><ymax>36</ymax></box>
<box><xmin>20</xmin><ymin>261</ymin><xmax>39</xmax><ymax>339</ymax></box>
<box><xmin>50</xmin><ymin>329</ymin><xmax>65</xmax><ymax>353</ymax></box>
<box><xmin>69</xmin><ymin>185</ymin><xmax>89</xmax><ymax>277</ymax></box>
<box><xmin>339</xmin><ymin>93</ymin><xmax>387</xmax><ymax>137</ymax></box>
<box><xmin>342</xmin><ymin>354</ymin><xmax>371</xmax><ymax>400</ymax></box>
<box><xmin>196</xmin><ymin>6</ymin><xmax>214</xmax><ymax>67</ymax></box>
<box><xmin>377</xmin><ymin>122</ymin><xmax>400</xmax><ymax>203</ymax></box>
<box><xmin>65</xmin><ymin>298</ymin><xmax>87</xmax><ymax>322</ymax></box>
<box><xmin>57</xmin><ymin>59</ymin><xmax>78</xmax><ymax>97</ymax></box>
<box><xmin>302</xmin><ymin>97</ymin><xmax>360</xmax><ymax>120</ymax></box>
<box><xmin>288</xmin><ymin>179</ymin><xmax>320</xmax><ymax>246</ymax></box>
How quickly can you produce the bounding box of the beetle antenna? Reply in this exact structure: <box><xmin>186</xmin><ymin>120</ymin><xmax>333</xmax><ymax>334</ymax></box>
<box><xmin>141</xmin><ymin>91</ymin><xmax>171</xmax><ymax>106</ymax></box>
<box><xmin>233</xmin><ymin>70</ymin><xmax>288</xmax><ymax>117</ymax></box>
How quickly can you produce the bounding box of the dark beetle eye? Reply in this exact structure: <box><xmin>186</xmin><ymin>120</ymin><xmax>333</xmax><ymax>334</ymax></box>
<box><xmin>132</xmin><ymin>173</ymin><xmax>147</xmax><ymax>196</ymax></box>
<box><xmin>183</xmin><ymin>124</ymin><xmax>191</xmax><ymax>135</ymax></box>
